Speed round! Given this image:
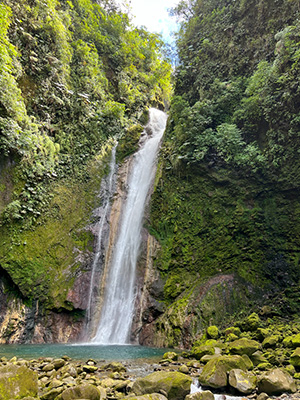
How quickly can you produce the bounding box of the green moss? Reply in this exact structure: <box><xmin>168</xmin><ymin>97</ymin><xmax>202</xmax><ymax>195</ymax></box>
<box><xmin>228</xmin><ymin>338</ymin><xmax>261</xmax><ymax>356</ymax></box>
<box><xmin>207</xmin><ymin>326</ymin><xmax>219</xmax><ymax>339</ymax></box>
<box><xmin>0</xmin><ymin>145</ymin><xmax>113</xmax><ymax>309</ymax></box>
<box><xmin>116</xmin><ymin>124</ymin><xmax>145</xmax><ymax>163</ymax></box>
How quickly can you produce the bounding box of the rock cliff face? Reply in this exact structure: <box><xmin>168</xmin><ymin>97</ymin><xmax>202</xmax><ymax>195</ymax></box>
<box><xmin>0</xmin><ymin>272</ymin><xmax>85</xmax><ymax>343</ymax></box>
<box><xmin>0</xmin><ymin>149</ymin><xmax>111</xmax><ymax>343</ymax></box>
<box><xmin>137</xmin><ymin>274</ymin><xmax>255</xmax><ymax>348</ymax></box>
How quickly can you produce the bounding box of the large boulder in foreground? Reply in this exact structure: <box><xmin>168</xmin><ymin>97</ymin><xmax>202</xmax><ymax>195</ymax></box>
<box><xmin>0</xmin><ymin>364</ymin><xmax>38</xmax><ymax>399</ymax></box>
<box><xmin>57</xmin><ymin>383</ymin><xmax>100</xmax><ymax>399</ymax></box>
<box><xmin>132</xmin><ymin>371</ymin><xmax>192</xmax><ymax>400</ymax></box>
<box><xmin>228</xmin><ymin>369</ymin><xmax>257</xmax><ymax>394</ymax></box>
<box><xmin>258</xmin><ymin>368</ymin><xmax>296</xmax><ymax>395</ymax></box>
<box><xmin>199</xmin><ymin>355</ymin><xmax>248</xmax><ymax>389</ymax></box>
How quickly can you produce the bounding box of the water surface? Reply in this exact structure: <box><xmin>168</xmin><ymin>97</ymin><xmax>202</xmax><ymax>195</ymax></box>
<box><xmin>0</xmin><ymin>344</ymin><xmax>167</xmax><ymax>362</ymax></box>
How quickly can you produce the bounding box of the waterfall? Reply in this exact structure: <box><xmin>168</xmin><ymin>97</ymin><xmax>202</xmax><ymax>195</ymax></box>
<box><xmin>86</xmin><ymin>146</ymin><xmax>117</xmax><ymax>331</ymax></box>
<box><xmin>92</xmin><ymin>108</ymin><xmax>168</xmax><ymax>344</ymax></box>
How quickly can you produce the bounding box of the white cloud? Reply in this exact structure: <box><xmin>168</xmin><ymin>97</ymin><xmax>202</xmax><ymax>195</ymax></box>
<box><xmin>128</xmin><ymin>0</ymin><xmax>179</xmax><ymax>42</ymax></box>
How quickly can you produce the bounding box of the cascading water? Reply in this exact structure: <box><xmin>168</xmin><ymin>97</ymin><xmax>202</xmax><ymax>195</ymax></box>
<box><xmin>86</xmin><ymin>146</ymin><xmax>117</xmax><ymax>332</ymax></box>
<box><xmin>92</xmin><ymin>108</ymin><xmax>168</xmax><ymax>344</ymax></box>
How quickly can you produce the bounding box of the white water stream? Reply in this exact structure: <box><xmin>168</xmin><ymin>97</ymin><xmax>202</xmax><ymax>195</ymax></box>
<box><xmin>86</xmin><ymin>146</ymin><xmax>117</xmax><ymax>329</ymax></box>
<box><xmin>92</xmin><ymin>108</ymin><xmax>168</xmax><ymax>344</ymax></box>
<box><xmin>191</xmin><ymin>380</ymin><xmax>248</xmax><ymax>400</ymax></box>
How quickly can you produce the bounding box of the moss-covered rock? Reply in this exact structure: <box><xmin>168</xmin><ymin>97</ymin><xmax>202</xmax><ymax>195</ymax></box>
<box><xmin>179</xmin><ymin>365</ymin><xmax>189</xmax><ymax>374</ymax></box>
<box><xmin>132</xmin><ymin>371</ymin><xmax>192</xmax><ymax>400</ymax></box>
<box><xmin>225</xmin><ymin>333</ymin><xmax>239</xmax><ymax>342</ymax></box>
<box><xmin>185</xmin><ymin>391</ymin><xmax>214</xmax><ymax>400</ymax></box>
<box><xmin>284</xmin><ymin>364</ymin><xmax>296</xmax><ymax>376</ymax></box>
<box><xmin>241</xmin><ymin>354</ymin><xmax>254</xmax><ymax>370</ymax></box>
<box><xmin>258</xmin><ymin>368</ymin><xmax>297</xmax><ymax>394</ymax></box>
<box><xmin>241</xmin><ymin>313</ymin><xmax>261</xmax><ymax>331</ymax></box>
<box><xmin>58</xmin><ymin>383</ymin><xmax>100</xmax><ymax>400</ymax></box>
<box><xmin>262</xmin><ymin>335</ymin><xmax>281</xmax><ymax>349</ymax></box>
<box><xmin>257</xmin><ymin>328</ymin><xmax>271</xmax><ymax>341</ymax></box>
<box><xmin>228</xmin><ymin>369</ymin><xmax>257</xmax><ymax>394</ymax></box>
<box><xmin>0</xmin><ymin>364</ymin><xmax>38</xmax><ymax>399</ymax></box>
<box><xmin>200</xmin><ymin>355</ymin><xmax>219</xmax><ymax>364</ymax></box>
<box><xmin>198</xmin><ymin>355</ymin><xmax>248</xmax><ymax>389</ymax></box>
<box><xmin>124</xmin><ymin>395</ymin><xmax>167</xmax><ymax>400</ymax></box>
<box><xmin>139</xmin><ymin>274</ymin><xmax>253</xmax><ymax>348</ymax></box>
<box><xmin>251</xmin><ymin>351</ymin><xmax>268</xmax><ymax>367</ymax></box>
<box><xmin>162</xmin><ymin>352</ymin><xmax>178</xmax><ymax>361</ymax></box>
<box><xmin>290</xmin><ymin>347</ymin><xmax>300</xmax><ymax>368</ymax></box>
<box><xmin>103</xmin><ymin>362</ymin><xmax>127</xmax><ymax>373</ymax></box>
<box><xmin>228</xmin><ymin>338</ymin><xmax>261</xmax><ymax>356</ymax></box>
<box><xmin>257</xmin><ymin>362</ymin><xmax>273</xmax><ymax>371</ymax></box>
<box><xmin>191</xmin><ymin>346</ymin><xmax>215</xmax><ymax>360</ymax></box>
<box><xmin>116</xmin><ymin>124</ymin><xmax>144</xmax><ymax>163</ymax></box>
<box><xmin>224</xmin><ymin>326</ymin><xmax>241</xmax><ymax>338</ymax></box>
<box><xmin>291</xmin><ymin>334</ymin><xmax>300</xmax><ymax>348</ymax></box>
<box><xmin>206</xmin><ymin>326</ymin><xmax>219</xmax><ymax>339</ymax></box>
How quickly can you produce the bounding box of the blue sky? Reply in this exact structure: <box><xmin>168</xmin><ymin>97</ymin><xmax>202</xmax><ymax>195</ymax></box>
<box><xmin>128</xmin><ymin>0</ymin><xmax>179</xmax><ymax>43</ymax></box>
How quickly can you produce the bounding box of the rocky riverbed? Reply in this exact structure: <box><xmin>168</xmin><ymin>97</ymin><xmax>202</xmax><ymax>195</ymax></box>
<box><xmin>0</xmin><ymin>350</ymin><xmax>299</xmax><ymax>400</ymax></box>
<box><xmin>2</xmin><ymin>313</ymin><xmax>300</xmax><ymax>400</ymax></box>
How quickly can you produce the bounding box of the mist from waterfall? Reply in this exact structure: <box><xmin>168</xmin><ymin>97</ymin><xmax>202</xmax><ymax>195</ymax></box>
<box><xmin>92</xmin><ymin>108</ymin><xmax>167</xmax><ymax>344</ymax></box>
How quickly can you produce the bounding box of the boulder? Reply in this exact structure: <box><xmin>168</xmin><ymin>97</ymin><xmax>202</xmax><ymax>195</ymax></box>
<box><xmin>43</xmin><ymin>363</ymin><xmax>55</xmax><ymax>372</ymax></box>
<box><xmin>41</xmin><ymin>387</ymin><xmax>64</xmax><ymax>400</ymax></box>
<box><xmin>257</xmin><ymin>363</ymin><xmax>272</xmax><ymax>371</ymax></box>
<box><xmin>200</xmin><ymin>355</ymin><xmax>219</xmax><ymax>364</ymax></box>
<box><xmin>187</xmin><ymin>361</ymin><xmax>201</xmax><ymax>369</ymax></box>
<box><xmin>224</xmin><ymin>326</ymin><xmax>241</xmax><ymax>338</ymax></box>
<box><xmin>191</xmin><ymin>346</ymin><xmax>214</xmax><ymax>360</ymax></box>
<box><xmin>242</xmin><ymin>312</ymin><xmax>261</xmax><ymax>331</ymax></box>
<box><xmin>162</xmin><ymin>352</ymin><xmax>178</xmax><ymax>361</ymax></box>
<box><xmin>53</xmin><ymin>359</ymin><xmax>66</xmax><ymax>369</ymax></box>
<box><xmin>179</xmin><ymin>365</ymin><xmax>189</xmax><ymax>374</ymax></box>
<box><xmin>198</xmin><ymin>355</ymin><xmax>248</xmax><ymax>389</ymax></box>
<box><xmin>0</xmin><ymin>364</ymin><xmax>38</xmax><ymax>399</ymax></box>
<box><xmin>185</xmin><ymin>390</ymin><xmax>214</xmax><ymax>400</ymax></box>
<box><xmin>250</xmin><ymin>351</ymin><xmax>268</xmax><ymax>366</ymax></box>
<box><xmin>282</xmin><ymin>336</ymin><xmax>294</xmax><ymax>348</ymax></box>
<box><xmin>123</xmin><ymin>395</ymin><xmax>167</xmax><ymax>400</ymax></box>
<box><xmin>225</xmin><ymin>333</ymin><xmax>239</xmax><ymax>342</ymax></box>
<box><xmin>285</xmin><ymin>365</ymin><xmax>296</xmax><ymax>376</ymax></box>
<box><xmin>258</xmin><ymin>368</ymin><xmax>296</xmax><ymax>395</ymax></box>
<box><xmin>228</xmin><ymin>369</ymin><xmax>257</xmax><ymax>394</ymax></box>
<box><xmin>257</xmin><ymin>328</ymin><xmax>271</xmax><ymax>341</ymax></box>
<box><xmin>290</xmin><ymin>347</ymin><xmax>300</xmax><ymax>367</ymax></box>
<box><xmin>132</xmin><ymin>371</ymin><xmax>192</xmax><ymax>400</ymax></box>
<box><xmin>228</xmin><ymin>338</ymin><xmax>261</xmax><ymax>356</ymax></box>
<box><xmin>206</xmin><ymin>326</ymin><xmax>219</xmax><ymax>339</ymax></box>
<box><xmin>262</xmin><ymin>335</ymin><xmax>281</xmax><ymax>349</ymax></box>
<box><xmin>241</xmin><ymin>354</ymin><xmax>253</xmax><ymax>370</ymax></box>
<box><xmin>83</xmin><ymin>364</ymin><xmax>98</xmax><ymax>373</ymax></box>
<box><xmin>256</xmin><ymin>393</ymin><xmax>269</xmax><ymax>400</ymax></box>
<box><xmin>103</xmin><ymin>362</ymin><xmax>126</xmax><ymax>372</ymax></box>
<box><xmin>58</xmin><ymin>383</ymin><xmax>101</xmax><ymax>400</ymax></box>
<box><xmin>291</xmin><ymin>334</ymin><xmax>300</xmax><ymax>348</ymax></box>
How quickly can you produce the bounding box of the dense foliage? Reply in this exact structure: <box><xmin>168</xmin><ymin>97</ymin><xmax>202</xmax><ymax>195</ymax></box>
<box><xmin>0</xmin><ymin>0</ymin><xmax>172</xmax><ymax>307</ymax></box>
<box><xmin>0</xmin><ymin>0</ymin><xmax>172</xmax><ymax>209</ymax></box>
<box><xmin>149</xmin><ymin>0</ymin><xmax>300</xmax><ymax>325</ymax></box>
